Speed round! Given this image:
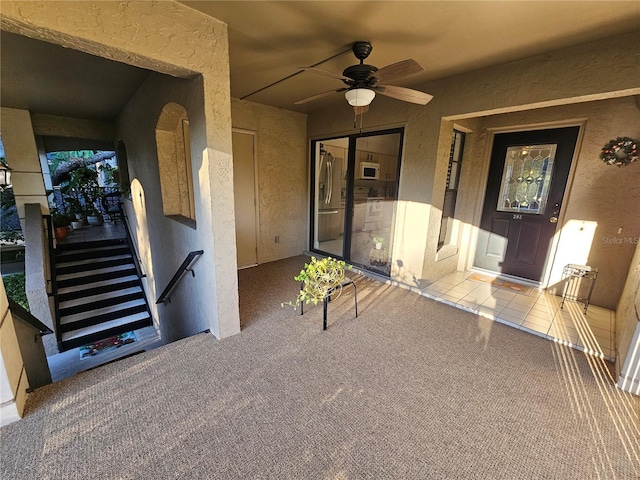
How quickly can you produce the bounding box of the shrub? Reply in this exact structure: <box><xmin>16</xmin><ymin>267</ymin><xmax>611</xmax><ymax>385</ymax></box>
<box><xmin>282</xmin><ymin>256</ymin><xmax>350</xmax><ymax>309</ymax></box>
<box><xmin>2</xmin><ymin>273</ymin><xmax>29</xmax><ymax>311</ymax></box>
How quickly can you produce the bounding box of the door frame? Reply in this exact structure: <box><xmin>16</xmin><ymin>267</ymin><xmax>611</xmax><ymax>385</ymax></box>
<box><xmin>464</xmin><ymin>119</ymin><xmax>586</xmax><ymax>288</ymax></box>
<box><xmin>232</xmin><ymin>128</ymin><xmax>260</xmax><ymax>268</ymax></box>
<box><xmin>308</xmin><ymin>126</ymin><xmax>405</xmax><ymax>274</ymax></box>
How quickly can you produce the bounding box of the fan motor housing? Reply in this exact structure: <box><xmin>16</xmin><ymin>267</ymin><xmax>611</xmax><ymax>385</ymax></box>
<box><xmin>342</xmin><ymin>64</ymin><xmax>378</xmax><ymax>87</ymax></box>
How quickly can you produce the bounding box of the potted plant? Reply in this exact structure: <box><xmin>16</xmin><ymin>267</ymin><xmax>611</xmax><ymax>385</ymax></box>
<box><xmin>67</xmin><ymin>166</ymin><xmax>104</xmax><ymax>225</ymax></box>
<box><xmin>282</xmin><ymin>256</ymin><xmax>350</xmax><ymax>310</ymax></box>
<box><xmin>61</xmin><ymin>194</ymin><xmax>84</xmax><ymax>229</ymax></box>
<box><xmin>63</xmin><ymin>194</ymin><xmax>85</xmax><ymax>220</ymax></box>
<box><xmin>372</xmin><ymin>236</ymin><xmax>385</xmax><ymax>250</ymax></box>
<box><xmin>70</xmin><ymin>218</ymin><xmax>83</xmax><ymax>230</ymax></box>
<box><xmin>85</xmin><ymin>204</ymin><xmax>104</xmax><ymax>226</ymax></box>
<box><xmin>51</xmin><ymin>208</ymin><xmax>71</xmax><ymax>240</ymax></box>
<box><xmin>369</xmin><ymin>236</ymin><xmax>388</xmax><ymax>266</ymax></box>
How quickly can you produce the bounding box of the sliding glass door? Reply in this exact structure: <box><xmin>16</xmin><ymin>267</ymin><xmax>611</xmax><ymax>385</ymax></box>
<box><xmin>312</xmin><ymin>137</ymin><xmax>349</xmax><ymax>257</ymax></box>
<box><xmin>311</xmin><ymin>128</ymin><xmax>403</xmax><ymax>276</ymax></box>
<box><xmin>349</xmin><ymin>132</ymin><xmax>401</xmax><ymax>275</ymax></box>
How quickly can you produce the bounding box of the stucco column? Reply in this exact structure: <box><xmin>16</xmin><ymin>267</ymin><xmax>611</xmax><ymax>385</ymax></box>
<box><xmin>0</xmin><ymin>278</ymin><xmax>29</xmax><ymax>426</ymax></box>
<box><xmin>1</xmin><ymin>1</ymin><xmax>240</xmax><ymax>339</ymax></box>
<box><xmin>0</xmin><ymin>108</ymin><xmax>49</xmax><ymax>227</ymax></box>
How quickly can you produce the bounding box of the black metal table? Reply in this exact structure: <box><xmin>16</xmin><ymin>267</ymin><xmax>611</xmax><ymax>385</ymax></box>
<box><xmin>560</xmin><ymin>264</ymin><xmax>598</xmax><ymax>314</ymax></box>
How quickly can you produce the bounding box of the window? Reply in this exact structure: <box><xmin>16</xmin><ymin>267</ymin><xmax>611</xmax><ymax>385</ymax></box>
<box><xmin>155</xmin><ymin>103</ymin><xmax>196</xmax><ymax>227</ymax></box>
<box><xmin>438</xmin><ymin>130</ymin><xmax>465</xmax><ymax>250</ymax></box>
<box><xmin>496</xmin><ymin>144</ymin><xmax>556</xmax><ymax>214</ymax></box>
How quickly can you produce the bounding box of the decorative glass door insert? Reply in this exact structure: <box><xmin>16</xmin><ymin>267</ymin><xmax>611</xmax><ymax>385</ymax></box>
<box><xmin>496</xmin><ymin>144</ymin><xmax>557</xmax><ymax>214</ymax></box>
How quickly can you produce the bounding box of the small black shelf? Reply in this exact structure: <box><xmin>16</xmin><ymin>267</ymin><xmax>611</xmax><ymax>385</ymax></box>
<box><xmin>560</xmin><ymin>264</ymin><xmax>598</xmax><ymax>315</ymax></box>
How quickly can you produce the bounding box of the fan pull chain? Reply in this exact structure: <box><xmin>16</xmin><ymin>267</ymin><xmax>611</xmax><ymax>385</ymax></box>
<box><xmin>353</xmin><ymin>109</ymin><xmax>365</xmax><ymax>132</ymax></box>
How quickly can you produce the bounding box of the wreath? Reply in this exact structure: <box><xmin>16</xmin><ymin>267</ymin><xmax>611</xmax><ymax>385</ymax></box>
<box><xmin>600</xmin><ymin>136</ymin><xmax>639</xmax><ymax>167</ymax></box>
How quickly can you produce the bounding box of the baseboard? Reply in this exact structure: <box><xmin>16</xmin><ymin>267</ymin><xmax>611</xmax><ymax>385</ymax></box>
<box><xmin>617</xmin><ymin>374</ymin><xmax>640</xmax><ymax>396</ymax></box>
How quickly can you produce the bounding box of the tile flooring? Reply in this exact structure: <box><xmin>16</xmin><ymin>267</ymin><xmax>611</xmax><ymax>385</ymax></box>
<box><xmin>420</xmin><ymin>271</ymin><xmax>615</xmax><ymax>361</ymax></box>
<box><xmin>58</xmin><ymin>221</ymin><xmax>126</xmax><ymax>244</ymax></box>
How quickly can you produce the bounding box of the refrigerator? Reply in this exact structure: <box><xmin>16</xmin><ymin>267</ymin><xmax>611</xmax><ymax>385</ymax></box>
<box><xmin>317</xmin><ymin>152</ymin><xmax>344</xmax><ymax>242</ymax></box>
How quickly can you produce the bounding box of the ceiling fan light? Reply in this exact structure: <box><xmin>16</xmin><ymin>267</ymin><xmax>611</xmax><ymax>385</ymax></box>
<box><xmin>345</xmin><ymin>88</ymin><xmax>375</xmax><ymax>107</ymax></box>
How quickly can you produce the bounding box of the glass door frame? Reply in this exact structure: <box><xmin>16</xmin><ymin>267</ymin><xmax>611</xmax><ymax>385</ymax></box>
<box><xmin>309</xmin><ymin>127</ymin><xmax>405</xmax><ymax>276</ymax></box>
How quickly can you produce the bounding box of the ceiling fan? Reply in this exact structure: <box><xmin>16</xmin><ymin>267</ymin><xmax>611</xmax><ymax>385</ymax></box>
<box><xmin>296</xmin><ymin>41</ymin><xmax>433</xmax><ymax>109</ymax></box>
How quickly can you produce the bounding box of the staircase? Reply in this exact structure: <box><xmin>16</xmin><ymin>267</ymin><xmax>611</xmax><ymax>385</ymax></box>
<box><xmin>54</xmin><ymin>238</ymin><xmax>152</xmax><ymax>351</ymax></box>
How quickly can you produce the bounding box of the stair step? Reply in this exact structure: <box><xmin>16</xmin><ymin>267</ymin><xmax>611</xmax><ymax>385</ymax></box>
<box><xmin>56</xmin><ymin>256</ymin><xmax>134</xmax><ymax>275</ymax></box>
<box><xmin>60</xmin><ymin>296</ymin><xmax>146</xmax><ymax>322</ymax></box>
<box><xmin>55</xmin><ymin>246</ymin><xmax>131</xmax><ymax>263</ymax></box>
<box><xmin>60</xmin><ymin>298</ymin><xmax>147</xmax><ymax>331</ymax></box>
<box><xmin>60</xmin><ymin>314</ymin><xmax>153</xmax><ymax>351</ymax></box>
<box><xmin>53</xmin><ymin>237</ymin><xmax>151</xmax><ymax>353</ymax></box>
<box><xmin>59</xmin><ymin>288</ymin><xmax>144</xmax><ymax>315</ymax></box>
<box><xmin>61</xmin><ymin>311</ymin><xmax>151</xmax><ymax>341</ymax></box>
<box><xmin>58</xmin><ymin>277</ymin><xmax>141</xmax><ymax>301</ymax></box>
<box><xmin>57</xmin><ymin>265</ymin><xmax>137</xmax><ymax>287</ymax></box>
<box><xmin>56</xmin><ymin>253</ymin><xmax>132</xmax><ymax>271</ymax></box>
<box><xmin>60</xmin><ymin>304</ymin><xmax>149</xmax><ymax>337</ymax></box>
<box><xmin>56</xmin><ymin>239</ymin><xmax>126</xmax><ymax>253</ymax></box>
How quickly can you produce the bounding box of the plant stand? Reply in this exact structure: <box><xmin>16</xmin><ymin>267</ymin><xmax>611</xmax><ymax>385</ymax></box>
<box><xmin>560</xmin><ymin>264</ymin><xmax>598</xmax><ymax>314</ymax></box>
<box><xmin>369</xmin><ymin>247</ymin><xmax>387</xmax><ymax>266</ymax></box>
<box><xmin>300</xmin><ymin>278</ymin><xmax>358</xmax><ymax>330</ymax></box>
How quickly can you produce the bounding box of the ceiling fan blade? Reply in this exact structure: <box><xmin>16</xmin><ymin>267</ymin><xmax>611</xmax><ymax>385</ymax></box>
<box><xmin>376</xmin><ymin>85</ymin><xmax>433</xmax><ymax>105</ymax></box>
<box><xmin>299</xmin><ymin>67</ymin><xmax>351</xmax><ymax>82</ymax></box>
<box><xmin>373</xmin><ymin>59</ymin><xmax>424</xmax><ymax>84</ymax></box>
<box><xmin>294</xmin><ymin>88</ymin><xmax>347</xmax><ymax>105</ymax></box>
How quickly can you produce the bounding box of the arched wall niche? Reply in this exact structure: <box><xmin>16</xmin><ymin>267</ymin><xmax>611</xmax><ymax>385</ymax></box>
<box><xmin>155</xmin><ymin>102</ymin><xmax>195</xmax><ymax>227</ymax></box>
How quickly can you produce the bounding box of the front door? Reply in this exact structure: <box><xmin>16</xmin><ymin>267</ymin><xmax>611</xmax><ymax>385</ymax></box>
<box><xmin>474</xmin><ymin>127</ymin><xmax>579</xmax><ymax>282</ymax></box>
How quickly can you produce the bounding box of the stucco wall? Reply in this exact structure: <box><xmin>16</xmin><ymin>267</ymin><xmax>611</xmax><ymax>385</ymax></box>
<box><xmin>117</xmin><ymin>73</ymin><xmax>232</xmax><ymax>342</ymax></box>
<box><xmin>231</xmin><ymin>99</ymin><xmax>308</xmax><ymax>263</ymax></box>
<box><xmin>23</xmin><ymin>203</ymin><xmax>57</xmax><ymax>356</ymax></box>
<box><xmin>307</xmin><ymin>31</ymin><xmax>640</xmax><ymax>295</ymax></box>
<box><xmin>458</xmin><ymin>97</ymin><xmax>640</xmax><ymax>309</ymax></box>
<box><xmin>30</xmin><ymin>113</ymin><xmax>114</xmax><ymax>141</ymax></box>
<box><xmin>0</xmin><ymin>1</ymin><xmax>239</xmax><ymax>340</ymax></box>
<box><xmin>0</xmin><ymin>279</ymin><xmax>29</xmax><ymax>426</ymax></box>
<box><xmin>0</xmin><ymin>108</ymin><xmax>49</xmax><ymax>223</ymax></box>
<box><xmin>616</xmin><ymin>241</ymin><xmax>640</xmax><ymax>394</ymax></box>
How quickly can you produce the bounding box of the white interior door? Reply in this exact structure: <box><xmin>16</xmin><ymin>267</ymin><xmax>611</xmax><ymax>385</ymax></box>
<box><xmin>232</xmin><ymin>130</ymin><xmax>258</xmax><ymax>269</ymax></box>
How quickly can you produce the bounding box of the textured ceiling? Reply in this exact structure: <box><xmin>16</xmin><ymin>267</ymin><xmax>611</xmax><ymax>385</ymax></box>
<box><xmin>0</xmin><ymin>31</ymin><xmax>152</xmax><ymax>122</ymax></box>
<box><xmin>1</xmin><ymin>1</ymin><xmax>639</xmax><ymax>122</ymax></box>
<box><xmin>181</xmin><ymin>1</ymin><xmax>640</xmax><ymax>112</ymax></box>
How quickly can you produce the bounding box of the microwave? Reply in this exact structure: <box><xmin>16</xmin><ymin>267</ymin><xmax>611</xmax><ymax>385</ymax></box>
<box><xmin>360</xmin><ymin>161</ymin><xmax>380</xmax><ymax>180</ymax></box>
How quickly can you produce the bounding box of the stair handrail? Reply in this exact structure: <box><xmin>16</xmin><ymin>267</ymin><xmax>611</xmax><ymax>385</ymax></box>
<box><xmin>44</xmin><ymin>214</ymin><xmax>62</xmax><ymax>342</ymax></box>
<box><xmin>118</xmin><ymin>201</ymin><xmax>146</xmax><ymax>279</ymax></box>
<box><xmin>7</xmin><ymin>298</ymin><xmax>54</xmax><ymax>339</ymax></box>
<box><xmin>156</xmin><ymin>250</ymin><xmax>204</xmax><ymax>305</ymax></box>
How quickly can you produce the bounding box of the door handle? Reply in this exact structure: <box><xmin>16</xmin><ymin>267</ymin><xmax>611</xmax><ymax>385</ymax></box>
<box><xmin>549</xmin><ymin>202</ymin><xmax>561</xmax><ymax>223</ymax></box>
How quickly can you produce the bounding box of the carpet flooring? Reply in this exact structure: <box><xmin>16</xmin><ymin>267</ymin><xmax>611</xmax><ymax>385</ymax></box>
<box><xmin>1</xmin><ymin>256</ymin><xmax>638</xmax><ymax>479</ymax></box>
